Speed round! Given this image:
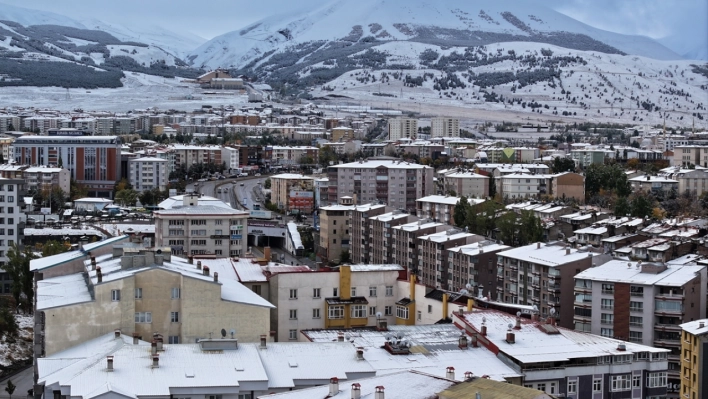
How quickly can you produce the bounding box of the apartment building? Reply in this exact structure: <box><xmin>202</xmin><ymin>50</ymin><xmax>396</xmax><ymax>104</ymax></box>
<box><xmin>331</xmin><ymin>126</ymin><xmax>355</xmax><ymax>142</ymax></box>
<box><xmin>495</xmin><ymin>243</ymin><xmax>594</xmax><ymax>328</ymax></box>
<box><xmin>350</xmin><ymin>203</ymin><xmax>389</xmax><ymax>264</ymax></box>
<box><xmin>430</xmin><ymin>117</ymin><xmax>460</xmax><ymax>138</ymax></box>
<box><xmin>154</xmin><ymin>200</ymin><xmax>248</xmax><ymax>258</ymax></box>
<box><xmin>0</xmin><ymin>178</ymin><xmax>23</xmax><ymax>271</ymax></box>
<box><xmin>673</xmin><ymin>145</ymin><xmax>707</xmax><ymax>168</ymax></box>
<box><xmin>391</xmin><ymin>220</ymin><xmax>446</xmax><ymax>276</ymax></box>
<box><xmin>269</xmin><ymin>173</ymin><xmax>314</xmax><ymax>213</ymax></box>
<box><xmin>222</xmin><ymin>146</ymin><xmax>240</xmax><ymax>172</ymax></box>
<box><xmin>327</xmin><ymin>159</ymin><xmax>434</xmax><ymax>213</ymax></box>
<box><xmin>551</xmin><ymin>172</ymin><xmax>585</xmax><ymax>203</ymax></box>
<box><xmin>0</xmin><ymin>114</ymin><xmax>21</xmax><ymax>134</ymax></box>
<box><xmin>128</xmin><ymin>157</ymin><xmax>168</xmax><ymax>192</ymax></box>
<box><xmin>269</xmin><ymin>264</ymin><xmax>402</xmax><ymax>341</ymax></box>
<box><xmin>0</xmin><ymin>136</ymin><xmax>12</xmax><ymax>161</ymax></box>
<box><xmin>443</xmin><ymin>171</ymin><xmax>489</xmax><ymax>198</ymax></box>
<box><xmin>416</xmin><ymin>195</ymin><xmax>486</xmax><ymax>226</ymax></box>
<box><xmin>387</xmin><ymin>118</ymin><xmax>418</xmax><ymax>141</ymax></box>
<box><xmin>629</xmin><ymin>175</ymin><xmax>679</xmax><ymax>192</ymax></box>
<box><xmin>368</xmin><ymin>210</ymin><xmax>416</xmax><ymax>264</ymax></box>
<box><xmin>500</xmin><ymin>173</ymin><xmax>552</xmax><ymax>200</ymax></box>
<box><xmin>13</xmin><ymin>135</ymin><xmax>122</xmax><ymax>198</ymax></box>
<box><xmin>446</xmin><ymin>241</ymin><xmax>510</xmax><ymax>294</ymax></box>
<box><xmin>455</xmin><ymin>309</ymin><xmax>671</xmax><ymax>399</ymax></box>
<box><xmin>574</xmin><ymin>260</ymin><xmax>707</xmax><ymax>396</ymax></box>
<box><xmin>679</xmin><ymin>319</ymin><xmax>708</xmax><ymax>399</ymax></box>
<box><xmin>674</xmin><ymin>169</ymin><xmax>708</xmax><ymax>197</ymax></box>
<box><xmin>0</xmin><ymin>165</ymin><xmax>70</xmax><ymax>195</ymax></box>
<box><xmin>169</xmin><ymin>144</ymin><xmax>223</xmax><ymax>168</ymax></box>
<box><xmin>317</xmin><ymin>197</ymin><xmax>355</xmax><ymax>264</ymax></box>
<box><xmin>418</xmin><ymin>230</ymin><xmax>483</xmax><ymax>290</ymax></box>
<box><xmin>34</xmin><ymin>245</ymin><xmax>273</xmax><ymax>356</ymax></box>
<box><xmin>270</xmin><ymin>146</ymin><xmax>319</xmax><ymax>166</ymax></box>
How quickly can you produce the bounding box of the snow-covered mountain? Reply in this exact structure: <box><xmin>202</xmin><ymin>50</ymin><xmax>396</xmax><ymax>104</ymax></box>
<box><xmin>0</xmin><ymin>2</ymin><xmax>86</xmax><ymax>29</ymax></box>
<box><xmin>188</xmin><ymin>0</ymin><xmax>681</xmax><ymax>70</ymax></box>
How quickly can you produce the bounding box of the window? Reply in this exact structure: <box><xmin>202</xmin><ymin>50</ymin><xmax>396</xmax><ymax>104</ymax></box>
<box><xmin>417</xmin><ymin>311</ymin><xmax>421</xmax><ymax>321</ymax></box>
<box><xmin>630</xmin><ymin>301</ymin><xmax>643</xmax><ymax>311</ymax></box>
<box><xmin>601</xmin><ymin>313</ymin><xmax>614</xmax><ymax>324</ymax></box>
<box><xmin>369</xmin><ymin>286</ymin><xmax>377</xmax><ymax>297</ymax></box>
<box><xmin>428</xmin><ymin>305</ymin><xmax>432</xmax><ymax>313</ymax></box>
<box><xmin>313</xmin><ymin>288</ymin><xmax>321</xmax><ymax>298</ymax></box>
<box><xmin>384</xmin><ymin>306</ymin><xmax>392</xmax><ymax>316</ymax></box>
<box><xmin>171</xmin><ymin>312</ymin><xmax>180</xmax><ymax>323</ymax></box>
<box><xmin>289</xmin><ymin>289</ymin><xmax>298</xmax><ymax>299</ymax></box>
<box><xmin>630</xmin><ymin>316</ymin><xmax>643</xmax><ymax>326</ymax></box>
<box><xmin>601</xmin><ymin>328</ymin><xmax>614</xmax><ymax>338</ymax></box>
<box><xmin>369</xmin><ymin>306</ymin><xmax>377</xmax><ymax>316</ymax></box>
<box><xmin>601</xmin><ymin>298</ymin><xmax>614</xmax><ymax>310</ymax></box>
<box><xmin>611</xmin><ymin>375</ymin><xmax>631</xmax><ymax>391</ymax></box>
<box><xmin>602</xmin><ymin>283</ymin><xmax>614</xmax><ymax>294</ymax></box>
<box><xmin>396</xmin><ymin>305</ymin><xmax>409</xmax><ymax>319</ymax></box>
<box><xmin>351</xmin><ymin>305</ymin><xmax>366</xmax><ymax>318</ymax></box>
<box><xmin>351</xmin><ymin>287</ymin><xmax>356</xmax><ymax>297</ymax></box>
<box><xmin>632</xmin><ymin>374</ymin><xmax>641</xmax><ymax>388</ymax></box>
<box><xmin>567</xmin><ymin>380</ymin><xmax>577</xmax><ymax>394</ymax></box>
<box><xmin>385</xmin><ymin>286</ymin><xmax>393</xmax><ymax>296</ymax></box>
<box><xmin>333</xmin><ymin>287</ymin><xmax>338</xmax><ymax>297</ymax></box>
<box><xmin>629</xmin><ymin>331</ymin><xmax>643</xmax><ymax>342</ymax></box>
<box><xmin>171</xmin><ymin>288</ymin><xmax>181</xmax><ymax>299</ymax></box>
<box><xmin>110</xmin><ymin>289</ymin><xmax>121</xmax><ymax>301</ymax></box>
<box><xmin>593</xmin><ymin>378</ymin><xmax>602</xmax><ymax>392</ymax></box>
<box><xmin>312</xmin><ymin>308</ymin><xmax>320</xmax><ymax>319</ymax></box>
<box><xmin>549</xmin><ymin>382</ymin><xmax>556</xmax><ymax>394</ymax></box>
<box><xmin>289</xmin><ymin>329</ymin><xmax>298</xmax><ymax>340</ymax></box>
<box><xmin>289</xmin><ymin>309</ymin><xmax>297</xmax><ymax>320</ymax></box>
<box><xmin>328</xmin><ymin>305</ymin><xmax>344</xmax><ymax>319</ymax></box>
<box><xmin>168</xmin><ymin>336</ymin><xmax>179</xmax><ymax>344</ymax></box>
<box><xmin>134</xmin><ymin>288</ymin><xmax>142</xmax><ymax>299</ymax></box>
<box><xmin>647</xmin><ymin>372</ymin><xmax>667</xmax><ymax>388</ymax></box>
<box><xmin>135</xmin><ymin>312</ymin><xmax>152</xmax><ymax>323</ymax></box>
<box><xmin>537</xmin><ymin>383</ymin><xmax>545</xmax><ymax>392</ymax></box>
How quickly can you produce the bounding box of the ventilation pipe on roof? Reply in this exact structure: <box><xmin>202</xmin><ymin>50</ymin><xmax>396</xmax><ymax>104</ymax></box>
<box><xmin>197</xmin><ymin>260</ymin><xmax>202</xmax><ymax>270</ymax></box>
<box><xmin>566</xmin><ymin>248</ymin><xmax>571</xmax><ymax>255</ymax></box>
<box><xmin>515</xmin><ymin>312</ymin><xmax>522</xmax><ymax>330</ymax></box>
<box><xmin>375</xmin><ymin>386</ymin><xmax>385</xmax><ymax>399</ymax></box>
<box><xmin>458</xmin><ymin>334</ymin><xmax>468</xmax><ymax>349</ymax></box>
<box><xmin>356</xmin><ymin>347</ymin><xmax>365</xmax><ymax>360</ymax></box>
<box><xmin>338</xmin><ymin>332</ymin><xmax>345</xmax><ymax>342</ymax></box>
<box><xmin>188</xmin><ymin>256</ymin><xmax>194</xmax><ymax>265</ymax></box>
<box><xmin>151</xmin><ymin>340</ymin><xmax>157</xmax><ymax>355</ymax></box>
<box><xmin>329</xmin><ymin>377</ymin><xmax>339</xmax><ymax>396</ymax></box>
<box><xmin>506</xmin><ymin>328</ymin><xmax>516</xmax><ymax>344</ymax></box>
<box><xmin>203</xmin><ymin>266</ymin><xmax>210</xmax><ymax>276</ymax></box>
<box><xmin>114</xmin><ymin>330</ymin><xmax>121</xmax><ymax>339</ymax></box>
<box><xmin>617</xmin><ymin>343</ymin><xmax>626</xmax><ymax>351</ymax></box>
<box><xmin>106</xmin><ymin>356</ymin><xmax>114</xmax><ymax>371</ymax></box>
<box><xmin>470</xmin><ymin>333</ymin><xmax>478</xmax><ymax>348</ymax></box>
<box><xmin>132</xmin><ymin>333</ymin><xmax>139</xmax><ymax>345</ymax></box>
<box><xmin>151</xmin><ymin>354</ymin><xmax>159</xmax><ymax>368</ymax></box>
<box><xmin>446</xmin><ymin>366</ymin><xmax>455</xmax><ymax>380</ymax></box>
<box><xmin>260</xmin><ymin>335</ymin><xmax>267</xmax><ymax>349</ymax></box>
<box><xmin>351</xmin><ymin>383</ymin><xmax>361</xmax><ymax>399</ymax></box>
<box><xmin>537</xmin><ymin>242</ymin><xmax>541</xmax><ymax>249</ymax></box>
<box><xmin>214</xmin><ymin>272</ymin><xmax>219</xmax><ymax>282</ymax></box>
<box><xmin>91</xmin><ymin>256</ymin><xmax>97</xmax><ymax>270</ymax></box>
<box><xmin>96</xmin><ymin>266</ymin><xmax>102</xmax><ymax>283</ymax></box>
<box><xmin>464</xmin><ymin>371</ymin><xmax>473</xmax><ymax>380</ymax></box>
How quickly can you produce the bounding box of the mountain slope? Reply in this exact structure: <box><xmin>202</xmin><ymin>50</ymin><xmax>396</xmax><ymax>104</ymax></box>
<box><xmin>188</xmin><ymin>0</ymin><xmax>681</xmax><ymax>70</ymax></box>
<box><xmin>0</xmin><ymin>2</ymin><xmax>85</xmax><ymax>29</ymax></box>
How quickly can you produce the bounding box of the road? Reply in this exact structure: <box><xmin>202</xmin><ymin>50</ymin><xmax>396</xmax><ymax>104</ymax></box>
<box><xmin>0</xmin><ymin>366</ymin><xmax>33</xmax><ymax>398</ymax></box>
<box><xmin>192</xmin><ymin>177</ymin><xmax>265</xmax><ymax>211</ymax></box>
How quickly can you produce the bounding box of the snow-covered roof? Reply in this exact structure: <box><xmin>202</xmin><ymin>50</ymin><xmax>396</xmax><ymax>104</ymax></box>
<box><xmin>157</xmin><ymin>195</ymin><xmax>235</xmax><ymax>210</ymax></box>
<box><xmin>573</xmin><ymin>226</ymin><xmax>608</xmax><ymax>235</ymax></box>
<box><xmin>74</xmin><ymin>198</ymin><xmax>114</xmax><ymax>203</ymax></box>
<box><xmin>601</xmin><ymin>234</ymin><xmax>639</xmax><ymax>243</ymax></box>
<box><xmin>419</xmin><ymin>230</ymin><xmax>475</xmax><ymax>243</ymax></box>
<box><xmin>271</xmin><ymin>173</ymin><xmax>314</xmax><ymax>180</ymax></box>
<box><xmin>629</xmin><ymin>176</ymin><xmax>678</xmax><ymax>183</ymax></box>
<box><xmin>23</xmin><ymin>228</ymin><xmax>105</xmax><ymax>238</ymax></box>
<box><xmin>497</xmin><ymin>243</ymin><xmax>593</xmax><ymax>267</ymax></box>
<box><xmin>369</xmin><ymin>212</ymin><xmax>409</xmax><ymax>222</ymax></box>
<box><xmin>447</xmin><ymin>241</ymin><xmax>510</xmax><ymax>257</ymax></box>
<box><xmin>445</xmin><ymin>171</ymin><xmax>489</xmax><ymax>179</ymax></box>
<box><xmin>29</xmin><ymin>236</ymin><xmax>129</xmax><ymax>271</ymax></box>
<box><xmin>154</xmin><ymin>205</ymin><xmax>248</xmax><ymax>216</ymax></box>
<box><xmin>331</xmin><ymin>159</ymin><xmax>431</xmax><ymax>170</ymax></box>
<box><xmin>416</xmin><ymin>195</ymin><xmax>485</xmax><ymax>206</ymax></box>
<box><xmin>287</xmin><ymin>222</ymin><xmax>303</xmax><ymax>249</ymax></box>
<box><xmin>575</xmin><ymin>260</ymin><xmax>705</xmax><ymax>286</ymax></box>
<box><xmin>36</xmin><ymin>272</ymin><xmax>93</xmax><ymax>310</ymax></box>
<box><xmin>349</xmin><ymin>264</ymin><xmax>403</xmax><ymax>272</ymax></box>
<box><xmin>680</xmin><ymin>319</ymin><xmax>708</xmax><ymax>336</ymax></box>
<box><xmin>393</xmin><ymin>220</ymin><xmax>444</xmax><ymax>232</ymax></box>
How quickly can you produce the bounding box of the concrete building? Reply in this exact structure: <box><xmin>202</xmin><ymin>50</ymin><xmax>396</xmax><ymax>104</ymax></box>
<box><xmin>0</xmin><ymin>165</ymin><xmax>70</xmax><ymax>195</ymax></box>
<box><xmin>327</xmin><ymin>159</ymin><xmax>434</xmax><ymax>213</ymax></box>
<box><xmin>128</xmin><ymin>157</ymin><xmax>168</xmax><ymax>192</ymax></box>
<box><xmin>12</xmin><ymin>135</ymin><xmax>122</xmax><ymax>197</ymax></box>
<box><xmin>318</xmin><ymin>197</ymin><xmax>355</xmax><ymax>264</ymax></box>
<box><xmin>430</xmin><ymin>117</ymin><xmax>460</xmax><ymax>138</ymax></box>
<box><xmin>32</xmin><ymin>244</ymin><xmax>274</xmax><ymax>356</ymax></box>
<box><xmin>350</xmin><ymin>203</ymin><xmax>389</xmax><ymax>264</ymax></box>
<box><xmin>270</xmin><ymin>146</ymin><xmax>319</xmax><ymax>166</ymax></box>
<box><xmin>154</xmin><ymin>200</ymin><xmax>248</xmax><ymax>258</ymax></box>
<box><xmin>679</xmin><ymin>319</ymin><xmax>708</xmax><ymax>399</ymax></box>
<box><xmin>0</xmin><ymin>136</ymin><xmax>13</xmax><ymax>161</ymax></box>
<box><xmin>388</xmin><ymin>118</ymin><xmax>418</xmax><ymax>141</ymax></box>
<box><xmin>574</xmin><ymin>260</ymin><xmax>707</xmax><ymax>395</ymax></box>
<box><xmin>269</xmin><ymin>264</ymin><xmax>402</xmax><ymax>341</ymax></box>
<box><xmin>551</xmin><ymin>172</ymin><xmax>585</xmax><ymax>203</ymax></box>
<box><xmin>446</xmin><ymin>241</ymin><xmax>510</xmax><ymax>294</ymax></box>
<box><xmin>169</xmin><ymin>144</ymin><xmax>223</xmax><ymax>169</ymax></box>
<box><xmin>455</xmin><ymin>309</ymin><xmax>670</xmax><ymax>398</ymax></box>
<box><xmin>443</xmin><ymin>171</ymin><xmax>489</xmax><ymax>199</ymax></box>
<box><xmin>500</xmin><ymin>173</ymin><xmax>552</xmax><ymax>200</ymax></box>
<box><xmin>222</xmin><ymin>146</ymin><xmax>240</xmax><ymax>172</ymax></box>
<box><xmin>495</xmin><ymin>243</ymin><xmax>594</xmax><ymax>327</ymax></box>
<box><xmin>391</xmin><ymin>220</ymin><xmax>446</xmax><ymax>277</ymax></box>
<box><xmin>673</xmin><ymin>145</ymin><xmax>708</xmax><ymax>168</ymax></box>
<box><xmin>629</xmin><ymin>175</ymin><xmax>679</xmax><ymax>193</ymax></box>
<box><xmin>331</xmin><ymin>126</ymin><xmax>355</xmax><ymax>142</ymax></box>
<box><xmin>0</xmin><ymin>178</ymin><xmax>23</xmax><ymax>272</ymax></box>
<box><xmin>418</xmin><ymin>230</ymin><xmax>483</xmax><ymax>290</ymax></box>
<box><xmin>367</xmin><ymin>210</ymin><xmax>416</xmax><ymax>265</ymax></box>
<box><xmin>269</xmin><ymin>173</ymin><xmax>314</xmax><ymax>214</ymax></box>
<box><xmin>416</xmin><ymin>195</ymin><xmax>486</xmax><ymax>226</ymax></box>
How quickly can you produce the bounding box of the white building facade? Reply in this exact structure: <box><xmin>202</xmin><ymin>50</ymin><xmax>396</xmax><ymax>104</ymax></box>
<box><xmin>128</xmin><ymin>157</ymin><xmax>168</xmax><ymax>192</ymax></box>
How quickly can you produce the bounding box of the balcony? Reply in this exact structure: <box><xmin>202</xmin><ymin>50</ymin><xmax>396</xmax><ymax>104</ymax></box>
<box><xmin>654</xmin><ymin>323</ymin><xmax>682</xmax><ymax>332</ymax></box>
<box><xmin>655</xmin><ymin>292</ymin><xmax>684</xmax><ymax>300</ymax></box>
<box><xmin>653</xmin><ymin>338</ymin><xmax>681</xmax><ymax>348</ymax></box>
<box><xmin>548</xmin><ymin>297</ymin><xmax>560</xmax><ymax>306</ymax></box>
<box><xmin>509</xmin><ymin>264</ymin><xmax>518</xmax><ymax>272</ymax></box>
<box><xmin>548</xmin><ymin>284</ymin><xmax>560</xmax><ymax>293</ymax></box>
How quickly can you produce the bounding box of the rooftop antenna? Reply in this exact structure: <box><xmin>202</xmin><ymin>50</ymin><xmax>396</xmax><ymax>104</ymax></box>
<box><xmin>230</xmin><ymin>329</ymin><xmax>236</xmax><ymax>339</ymax></box>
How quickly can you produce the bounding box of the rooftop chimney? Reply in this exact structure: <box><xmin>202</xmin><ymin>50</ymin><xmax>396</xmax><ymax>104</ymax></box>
<box><xmin>214</xmin><ymin>272</ymin><xmax>219</xmax><ymax>282</ymax></box>
<box><xmin>356</xmin><ymin>347</ymin><xmax>364</xmax><ymax>360</ymax></box>
<box><xmin>351</xmin><ymin>383</ymin><xmax>361</xmax><ymax>399</ymax></box>
<box><xmin>375</xmin><ymin>386</ymin><xmax>385</xmax><ymax>399</ymax></box>
<box><xmin>197</xmin><ymin>260</ymin><xmax>202</xmax><ymax>270</ymax></box>
<box><xmin>617</xmin><ymin>343</ymin><xmax>626</xmax><ymax>351</ymax></box>
<box><xmin>151</xmin><ymin>340</ymin><xmax>157</xmax><ymax>355</ymax></box>
<box><xmin>203</xmin><ymin>265</ymin><xmax>210</xmax><ymax>276</ymax></box>
<box><xmin>464</xmin><ymin>371</ymin><xmax>473</xmax><ymax>380</ymax></box>
<box><xmin>96</xmin><ymin>266</ymin><xmax>102</xmax><ymax>283</ymax></box>
<box><xmin>481</xmin><ymin>324</ymin><xmax>487</xmax><ymax>336</ymax></box>
<box><xmin>151</xmin><ymin>354</ymin><xmax>159</xmax><ymax>368</ymax></box>
<box><xmin>446</xmin><ymin>366</ymin><xmax>455</xmax><ymax>380</ymax></box>
<box><xmin>506</xmin><ymin>329</ymin><xmax>516</xmax><ymax>344</ymax></box>
<box><xmin>566</xmin><ymin>248</ymin><xmax>571</xmax><ymax>255</ymax></box>
<box><xmin>260</xmin><ymin>334</ymin><xmax>267</xmax><ymax>349</ymax></box>
<box><xmin>132</xmin><ymin>333</ymin><xmax>139</xmax><ymax>345</ymax></box>
<box><xmin>90</xmin><ymin>256</ymin><xmax>96</xmax><ymax>270</ymax></box>
<box><xmin>338</xmin><ymin>332</ymin><xmax>345</xmax><ymax>342</ymax></box>
<box><xmin>470</xmin><ymin>333</ymin><xmax>478</xmax><ymax>347</ymax></box>
<box><xmin>329</xmin><ymin>377</ymin><xmax>339</xmax><ymax>396</ymax></box>
<box><xmin>537</xmin><ymin>242</ymin><xmax>541</xmax><ymax>249</ymax></box>
<box><xmin>188</xmin><ymin>256</ymin><xmax>194</xmax><ymax>265</ymax></box>
<box><xmin>700</xmin><ymin>322</ymin><xmax>705</xmax><ymax>329</ymax></box>
<box><xmin>106</xmin><ymin>356</ymin><xmax>114</xmax><ymax>371</ymax></box>
<box><xmin>114</xmin><ymin>329</ymin><xmax>121</xmax><ymax>339</ymax></box>
<box><xmin>264</xmin><ymin>246</ymin><xmax>272</xmax><ymax>261</ymax></box>
<box><xmin>515</xmin><ymin>313</ymin><xmax>522</xmax><ymax>330</ymax></box>
<box><xmin>458</xmin><ymin>334</ymin><xmax>468</xmax><ymax>349</ymax></box>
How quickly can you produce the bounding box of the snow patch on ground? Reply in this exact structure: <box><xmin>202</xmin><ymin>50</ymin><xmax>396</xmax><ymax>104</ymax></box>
<box><xmin>60</xmin><ymin>36</ymin><xmax>98</xmax><ymax>46</ymax></box>
<box><xmin>106</xmin><ymin>45</ymin><xmax>178</xmax><ymax>67</ymax></box>
<box><xmin>0</xmin><ymin>314</ymin><xmax>33</xmax><ymax>368</ymax></box>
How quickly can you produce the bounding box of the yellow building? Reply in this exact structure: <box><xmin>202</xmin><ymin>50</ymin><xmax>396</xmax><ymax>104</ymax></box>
<box><xmin>680</xmin><ymin>319</ymin><xmax>707</xmax><ymax>399</ymax></box>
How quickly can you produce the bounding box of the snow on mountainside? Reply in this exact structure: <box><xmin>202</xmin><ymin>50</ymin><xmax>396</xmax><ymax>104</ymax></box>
<box><xmin>188</xmin><ymin>0</ymin><xmax>681</xmax><ymax>70</ymax></box>
<box><xmin>0</xmin><ymin>2</ymin><xmax>85</xmax><ymax>29</ymax></box>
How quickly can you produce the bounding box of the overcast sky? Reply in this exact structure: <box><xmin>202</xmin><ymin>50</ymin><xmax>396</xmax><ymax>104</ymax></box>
<box><xmin>2</xmin><ymin>0</ymin><xmax>704</xmax><ymax>41</ymax></box>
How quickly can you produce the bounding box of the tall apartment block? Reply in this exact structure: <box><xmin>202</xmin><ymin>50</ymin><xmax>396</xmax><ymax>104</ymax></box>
<box><xmin>680</xmin><ymin>319</ymin><xmax>708</xmax><ymax>399</ymax></box>
<box><xmin>350</xmin><ymin>203</ymin><xmax>388</xmax><ymax>264</ymax></box>
<box><xmin>418</xmin><ymin>230</ymin><xmax>483</xmax><ymax>289</ymax></box>
<box><xmin>0</xmin><ymin>178</ymin><xmax>23</xmax><ymax>276</ymax></box>
<box><xmin>391</xmin><ymin>220</ymin><xmax>446</xmax><ymax>277</ymax></box>
<box><xmin>387</xmin><ymin>118</ymin><xmax>418</xmax><ymax>141</ymax></box>
<box><xmin>327</xmin><ymin>159</ymin><xmax>433</xmax><ymax>213</ymax></box>
<box><xmin>447</xmin><ymin>241</ymin><xmax>510</xmax><ymax>295</ymax></box>
<box><xmin>13</xmin><ymin>135</ymin><xmax>121</xmax><ymax>198</ymax></box>
<box><xmin>368</xmin><ymin>210</ymin><xmax>416</xmax><ymax>265</ymax></box>
<box><xmin>574</xmin><ymin>260</ymin><xmax>707</xmax><ymax>397</ymax></box>
<box><xmin>317</xmin><ymin>197</ymin><xmax>355</xmax><ymax>264</ymax></box>
<box><xmin>430</xmin><ymin>117</ymin><xmax>460</xmax><ymax>138</ymax></box>
<box><xmin>495</xmin><ymin>242</ymin><xmax>594</xmax><ymax>328</ymax></box>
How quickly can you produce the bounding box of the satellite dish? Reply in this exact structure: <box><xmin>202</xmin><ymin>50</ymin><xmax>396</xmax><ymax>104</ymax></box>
<box><xmin>482</xmin><ymin>317</ymin><xmax>486</xmax><ymax>324</ymax></box>
<box><xmin>508</xmin><ymin>323</ymin><xmax>513</xmax><ymax>329</ymax></box>
<box><xmin>550</xmin><ymin>307</ymin><xmax>556</xmax><ymax>315</ymax></box>
<box><xmin>465</xmin><ymin>283</ymin><xmax>472</xmax><ymax>290</ymax></box>
<box><xmin>221</xmin><ymin>328</ymin><xmax>227</xmax><ymax>338</ymax></box>
<box><xmin>385</xmin><ymin>334</ymin><xmax>392</xmax><ymax>341</ymax></box>
<box><xmin>230</xmin><ymin>329</ymin><xmax>236</xmax><ymax>338</ymax></box>
<box><xmin>397</xmin><ymin>332</ymin><xmax>404</xmax><ymax>340</ymax></box>
<box><xmin>376</xmin><ymin>312</ymin><xmax>382</xmax><ymax>318</ymax></box>
<box><xmin>156</xmin><ymin>249</ymin><xmax>162</xmax><ymax>255</ymax></box>
<box><xmin>516</xmin><ymin>311</ymin><xmax>521</xmax><ymax>317</ymax></box>
<box><xmin>532</xmin><ymin>305</ymin><xmax>539</xmax><ymax>312</ymax></box>
<box><xmin>344</xmin><ymin>334</ymin><xmax>350</xmax><ymax>341</ymax></box>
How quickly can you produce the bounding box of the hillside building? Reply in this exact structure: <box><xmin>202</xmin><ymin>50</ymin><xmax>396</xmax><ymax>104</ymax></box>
<box><xmin>387</xmin><ymin>118</ymin><xmax>418</xmax><ymax>141</ymax></box>
<box><xmin>430</xmin><ymin>117</ymin><xmax>460</xmax><ymax>138</ymax></box>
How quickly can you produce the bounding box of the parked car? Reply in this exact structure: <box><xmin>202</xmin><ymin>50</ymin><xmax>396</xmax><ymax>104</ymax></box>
<box><xmin>238</xmin><ymin>173</ymin><xmax>248</xmax><ymax>177</ymax></box>
<box><xmin>255</xmin><ymin>173</ymin><xmax>261</xmax><ymax>176</ymax></box>
<box><xmin>240</xmin><ymin>183</ymin><xmax>245</xmax><ymax>186</ymax></box>
<box><xmin>218</xmin><ymin>176</ymin><xmax>226</xmax><ymax>180</ymax></box>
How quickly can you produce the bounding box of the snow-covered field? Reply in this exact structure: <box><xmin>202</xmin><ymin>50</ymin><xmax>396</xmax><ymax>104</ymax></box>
<box><xmin>0</xmin><ymin>72</ymin><xmax>251</xmax><ymax>112</ymax></box>
<box><xmin>0</xmin><ymin>314</ymin><xmax>33</xmax><ymax>368</ymax></box>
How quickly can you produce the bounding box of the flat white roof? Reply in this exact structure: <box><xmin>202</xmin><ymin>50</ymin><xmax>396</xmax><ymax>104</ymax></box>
<box><xmin>575</xmin><ymin>260</ymin><xmax>705</xmax><ymax>287</ymax></box>
<box><xmin>574</xmin><ymin>226</ymin><xmax>608</xmax><ymax>235</ymax></box>
<box><xmin>287</xmin><ymin>222</ymin><xmax>303</xmax><ymax>249</ymax></box>
<box><xmin>30</xmin><ymin>236</ymin><xmax>129</xmax><ymax>272</ymax></box>
<box><xmin>271</xmin><ymin>173</ymin><xmax>314</xmax><ymax>180</ymax></box>
<box><xmin>349</xmin><ymin>264</ymin><xmax>404</xmax><ymax>272</ymax></box>
<box><xmin>420</xmin><ymin>230</ymin><xmax>475</xmax><ymax>243</ymax></box>
<box><xmin>447</xmin><ymin>241</ymin><xmax>510</xmax><ymax>257</ymax></box>
<box><xmin>332</xmin><ymin>159</ymin><xmax>431</xmax><ymax>170</ymax></box>
<box><xmin>497</xmin><ymin>243</ymin><xmax>593</xmax><ymax>267</ymax></box>
<box><xmin>155</xmin><ymin>205</ymin><xmax>248</xmax><ymax>216</ymax></box>
<box><xmin>680</xmin><ymin>319</ymin><xmax>708</xmax><ymax>336</ymax></box>
<box><xmin>393</xmin><ymin>220</ymin><xmax>444</xmax><ymax>232</ymax></box>
<box><xmin>158</xmin><ymin>195</ymin><xmax>234</xmax><ymax>210</ymax></box>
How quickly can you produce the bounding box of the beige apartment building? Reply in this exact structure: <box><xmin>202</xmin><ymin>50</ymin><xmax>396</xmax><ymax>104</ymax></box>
<box><xmin>351</xmin><ymin>203</ymin><xmax>389</xmax><ymax>264</ymax></box>
<box><xmin>430</xmin><ymin>117</ymin><xmax>460</xmax><ymax>138</ymax></box>
<box><xmin>368</xmin><ymin>210</ymin><xmax>416</xmax><ymax>264</ymax></box>
<box><xmin>331</xmin><ymin>127</ymin><xmax>355</xmax><ymax>142</ymax></box>
<box><xmin>168</xmin><ymin>144</ymin><xmax>223</xmax><ymax>168</ymax></box>
<box><xmin>673</xmin><ymin>145</ymin><xmax>708</xmax><ymax>167</ymax></box>
<box><xmin>418</xmin><ymin>230</ymin><xmax>482</xmax><ymax>290</ymax></box>
<box><xmin>391</xmin><ymin>220</ymin><xmax>447</xmax><ymax>277</ymax></box>
<box><xmin>154</xmin><ymin>197</ymin><xmax>248</xmax><ymax>258</ymax></box>
<box><xmin>446</xmin><ymin>241</ymin><xmax>510</xmax><ymax>295</ymax></box>
<box><xmin>443</xmin><ymin>171</ymin><xmax>489</xmax><ymax>198</ymax></box>
<box><xmin>415</xmin><ymin>195</ymin><xmax>486</xmax><ymax>226</ymax></box>
<box><xmin>35</xmin><ymin>246</ymin><xmax>274</xmax><ymax>356</ymax></box>
<box><xmin>496</xmin><ymin>242</ymin><xmax>594</xmax><ymax>329</ymax></box>
<box><xmin>270</xmin><ymin>173</ymin><xmax>314</xmax><ymax>213</ymax></box>
<box><xmin>317</xmin><ymin>197</ymin><xmax>355</xmax><ymax>264</ymax></box>
<box><xmin>0</xmin><ymin>164</ymin><xmax>70</xmax><ymax>195</ymax></box>
<box><xmin>270</xmin><ymin>146</ymin><xmax>319</xmax><ymax>166</ymax></box>
<box><xmin>387</xmin><ymin>118</ymin><xmax>418</xmax><ymax>141</ymax></box>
